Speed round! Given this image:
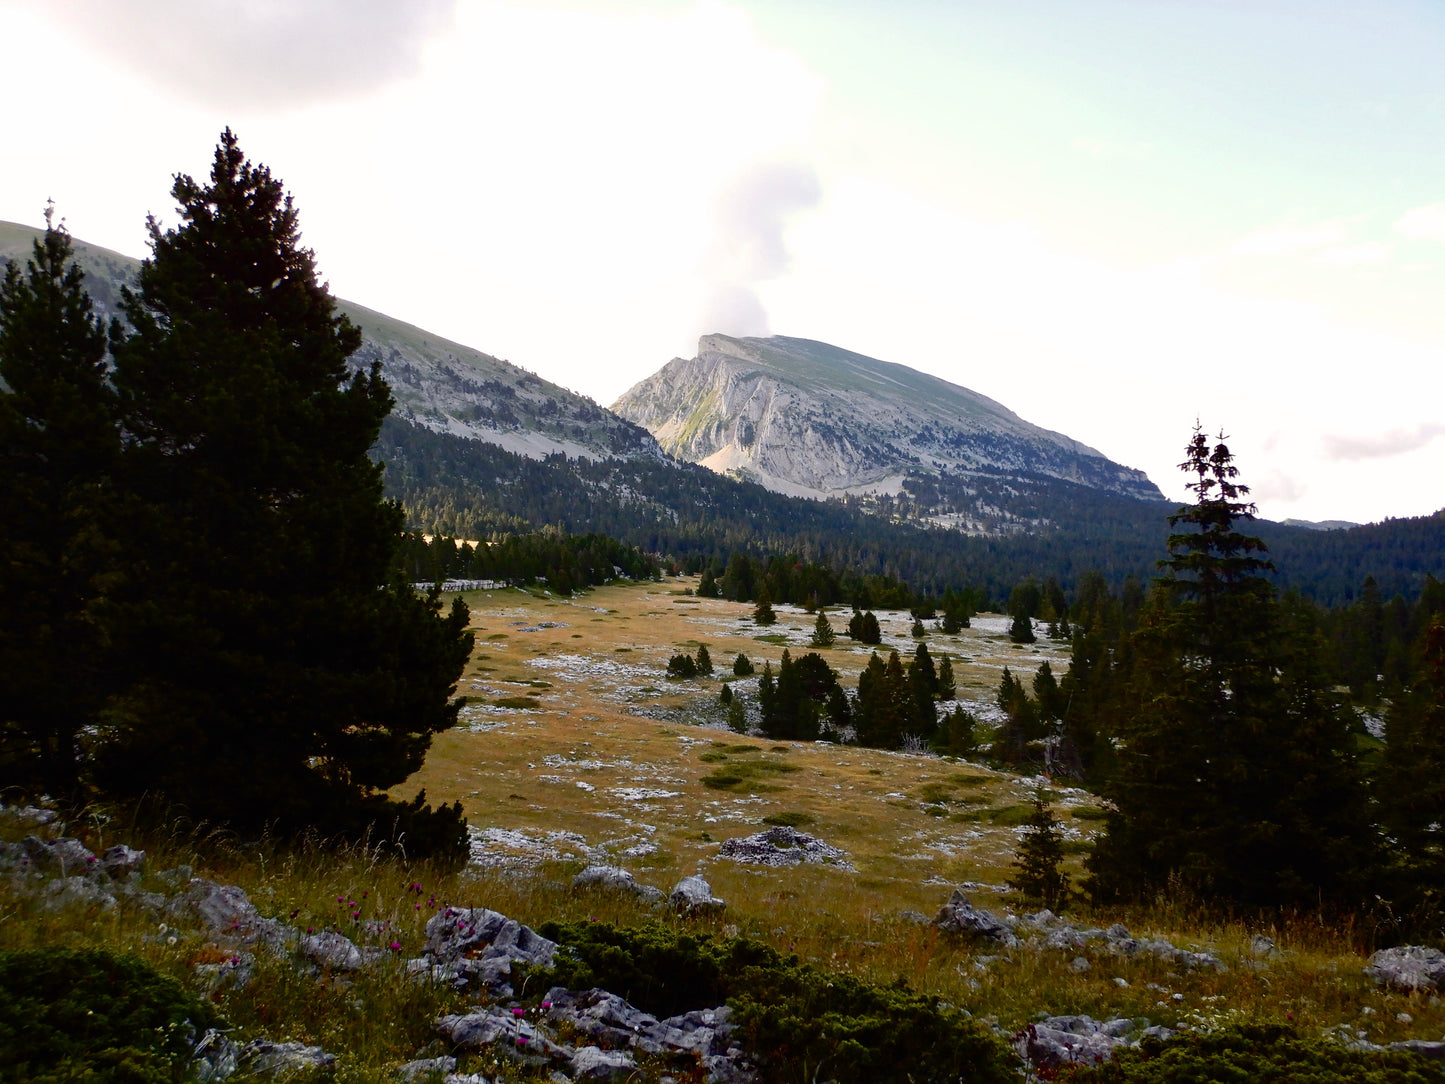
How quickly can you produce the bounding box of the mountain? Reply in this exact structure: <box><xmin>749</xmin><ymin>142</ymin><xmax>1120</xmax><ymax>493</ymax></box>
<box><xmin>0</xmin><ymin>220</ymin><xmax>659</xmax><ymax>463</ymax></box>
<box><xmin>611</xmin><ymin>334</ymin><xmax>1163</xmax><ymax>506</ymax></box>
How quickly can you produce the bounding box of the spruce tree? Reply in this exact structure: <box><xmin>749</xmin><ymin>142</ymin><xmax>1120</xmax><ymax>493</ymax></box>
<box><xmin>1088</xmin><ymin>425</ymin><xmax>1370</xmax><ymax>906</ymax></box>
<box><xmin>733</xmin><ymin>653</ymin><xmax>755</xmax><ymax>677</ymax></box>
<box><xmin>810</xmin><ymin>610</ymin><xmax>836</xmax><ymax>648</ymax></box>
<box><xmin>937</xmin><ymin>656</ymin><xmax>957</xmax><ymax>701</ymax></box>
<box><xmin>94</xmin><ymin>132</ymin><xmax>473</xmax><ymax>850</ymax></box>
<box><xmin>753</xmin><ymin>584</ymin><xmax>777</xmax><ymax>626</ymax></box>
<box><xmin>0</xmin><ymin>210</ymin><xmax>119</xmax><ymax>799</ymax></box>
<box><xmin>1007</xmin><ymin>789</ymin><xmax>1071</xmax><ymax>910</ymax></box>
<box><xmin>695</xmin><ymin>643</ymin><xmax>713</xmax><ymax>675</ymax></box>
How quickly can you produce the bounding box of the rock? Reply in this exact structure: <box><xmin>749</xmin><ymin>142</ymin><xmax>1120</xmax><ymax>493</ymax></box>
<box><xmin>1248</xmin><ymin>934</ymin><xmax>1278</xmax><ymax>958</ymax></box>
<box><xmin>1014</xmin><ymin>1015</ymin><xmax>1134</xmax><ymax>1071</ymax></box>
<box><xmin>1070</xmin><ymin>956</ymin><xmax>1091</xmax><ymax>973</ymax></box>
<box><xmin>153</xmin><ymin>864</ymin><xmax>194</xmax><ymax>889</ymax></box>
<box><xmin>572</xmin><ymin>865</ymin><xmax>665</xmax><ymax>903</ymax></box>
<box><xmin>6</xmin><ymin>804</ymin><xmax>59</xmax><ymax>826</ymax></box>
<box><xmin>570</xmin><ymin>1046</ymin><xmax>637</xmax><ymax>1080</ymax></box>
<box><xmin>100</xmin><ymin>844</ymin><xmax>146</xmax><ymax>879</ymax></box>
<box><xmin>42</xmin><ymin>875</ymin><xmax>116</xmax><ymax>911</ymax></box>
<box><xmin>22</xmin><ymin>835</ymin><xmax>98</xmax><ymax>875</ymax></box>
<box><xmin>717</xmin><ymin>826</ymin><xmax>854</xmax><ymax>870</ymax></box>
<box><xmin>1368</xmin><ymin>946</ymin><xmax>1445</xmax><ymax>992</ymax></box>
<box><xmin>300</xmin><ymin>930</ymin><xmax>366</xmax><ymax>971</ymax></box>
<box><xmin>420</xmin><ymin>906</ymin><xmax>557</xmax><ymax>997</ymax></box>
<box><xmin>192</xmin><ymin>1029</ymin><xmax>240</xmax><ymax>1082</ymax></box>
<box><xmin>933</xmin><ymin>889</ymin><xmax>1018</xmax><ymax>947</ymax></box>
<box><xmin>437</xmin><ymin>1008</ymin><xmax>572</xmax><ymax>1066</ymax></box>
<box><xmin>670</xmin><ymin>875</ymin><xmax>726</xmax><ymax>916</ymax></box>
<box><xmin>397</xmin><ymin>1056</ymin><xmax>457</xmax><ymax>1081</ymax></box>
<box><xmin>194</xmin><ymin>951</ymin><xmax>255</xmax><ymax>993</ymax></box>
<box><xmin>173</xmin><ymin>879</ymin><xmax>296</xmax><ymax>953</ymax></box>
<box><xmin>544</xmin><ymin>987</ymin><xmax>747</xmax><ymax>1071</ymax></box>
<box><xmin>241</xmin><ymin>1039</ymin><xmax>335</xmax><ymax>1075</ymax></box>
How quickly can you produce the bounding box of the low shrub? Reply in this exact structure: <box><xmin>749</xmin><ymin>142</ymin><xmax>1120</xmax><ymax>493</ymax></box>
<box><xmin>0</xmin><ymin>947</ymin><xmax>223</xmax><ymax>1083</ymax></box>
<box><xmin>528</xmin><ymin>922</ymin><xmax>1014</xmax><ymax>1084</ymax></box>
<box><xmin>1057</xmin><ymin>1023</ymin><xmax>1445</xmax><ymax>1083</ymax></box>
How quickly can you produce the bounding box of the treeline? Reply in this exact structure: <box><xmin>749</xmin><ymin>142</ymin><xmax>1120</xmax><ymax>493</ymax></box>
<box><xmin>376</xmin><ymin>415</ymin><xmax>1445</xmax><ymax>608</ymax></box>
<box><xmin>396</xmin><ymin>531</ymin><xmax>661</xmax><ymax>594</ymax></box>
<box><xmin>978</xmin><ymin>430</ymin><xmax>1445</xmax><ymax>923</ymax></box>
<box><xmin>0</xmin><ymin>137</ymin><xmax>471</xmax><ymax>860</ymax></box>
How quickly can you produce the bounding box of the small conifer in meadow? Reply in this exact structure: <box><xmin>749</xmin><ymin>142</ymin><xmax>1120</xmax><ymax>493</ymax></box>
<box><xmin>1008</xmin><ymin>788</ymin><xmax>1071</xmax><ymax>910</ymax></box>
<box><xmin>811</xmin><ymin>611</ymin><xmax>836</xmax><ymax>648</ymax></box>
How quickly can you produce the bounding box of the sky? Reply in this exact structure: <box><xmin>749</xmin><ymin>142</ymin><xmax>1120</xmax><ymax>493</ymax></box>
<box><xmin>3</xmin><ymin>0</ymin><xmax>1444</xmax><ymax>525</ymax></box>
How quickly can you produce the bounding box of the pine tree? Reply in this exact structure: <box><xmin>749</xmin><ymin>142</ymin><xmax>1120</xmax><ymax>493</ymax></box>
<box><xmin>1008</xmin><ymin>612</ymin><xmax>1036</xmax><ymax>644</ymax></box>
<box><xmin>733</xmin><ymin>653</ymin><xmax>755</xmax><ymax>677</ymax></box>
<box><xmin>93</xmin><ymin>132</ymin><xmax>473</xmax><ymax>852</ymax></box>
<box><xmin>1088</xmin><ymin>425</ymin><xmax>1370</xmax><ymax>906</ymax></box>
<box><xmin>810</xmin><ymin>610</ymin><xmax>836</xmax><ymax>648</ymax></box>
<box><xmin>1007</xmin><ymin>789</ymin><xmax>1071</xmax><ymax>910</ymax></box>
<box><xmin>0</xmin><ymin>209</ymin><xmax>119</xmax><ymax>799</ymax></box>
<box><xmin>937</xmin><ymin>656</ymin><xmax>957</xmax><ymax>701</ymax></box>
<box><xmin>695</xmin><ymin>643</ymin><xmax>713</xmax><ymax>675</ymax></box>
<box><xmin>753</xmin><ymin>584</ymin><xmax>777</xmax><ymax>626</ymax></box>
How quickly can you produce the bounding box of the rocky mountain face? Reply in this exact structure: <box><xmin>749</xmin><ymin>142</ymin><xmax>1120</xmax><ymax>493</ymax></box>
<box><xmin>0</xmin><ymin>221</ymin><xmax>660</xmax><ymax>463</ymax></box>
<box><xmin>612</xmin><ymin>334</ymin><xmax>1162</xmax><ymax>503</ymax></box>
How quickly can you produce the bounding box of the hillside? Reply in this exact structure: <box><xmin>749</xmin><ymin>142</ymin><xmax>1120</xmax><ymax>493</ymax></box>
<box><xmin>612</xmin><ymin>333</ymin><xmax>1162</xmax><ymax>506</ymax></box>
<box><xmin>0</xmin><ymin>220</ymin><xmax>659</xmax><ymax>462</ymax></box>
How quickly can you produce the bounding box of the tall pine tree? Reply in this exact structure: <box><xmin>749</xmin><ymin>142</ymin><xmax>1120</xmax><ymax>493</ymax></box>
<box><xmin>94</xmin><ymin>132</ymin><xmax>473</xmax><ymax>851</ymax></box>
<box><xmin>1088</xmin><ymin>426</ymin><xmax>1370</xmax><ymax>907</ymax></box>
<box><xmin>0</xmin><ymin>210</ymin><xmax>119</xmax><ymax>798</ymax></box>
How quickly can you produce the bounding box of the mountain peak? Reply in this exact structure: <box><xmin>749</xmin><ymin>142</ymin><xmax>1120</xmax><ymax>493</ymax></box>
<box><xmin>613</xmin><ymin>333</ymin><xmax>1161</xmax><ymax>503</ymax></box>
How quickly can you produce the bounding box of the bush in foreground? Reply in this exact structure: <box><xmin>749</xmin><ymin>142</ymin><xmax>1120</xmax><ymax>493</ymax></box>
<box><xmin>529</xmin><ymin>921</ymin><xmax>1014</xmax><ymax>1084</ymax></box>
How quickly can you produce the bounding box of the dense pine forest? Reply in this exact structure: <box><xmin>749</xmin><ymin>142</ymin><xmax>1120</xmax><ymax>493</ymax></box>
<box><xmin>378</xmin><ymin>414</ymin><xmax>1445</xmax><ymax>608</ymax></box>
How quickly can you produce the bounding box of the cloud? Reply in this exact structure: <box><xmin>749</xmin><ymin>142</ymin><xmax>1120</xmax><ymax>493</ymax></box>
<box><xmin>1252</xmin><ymin>471</ymin><xmax>1307</xmax><ymax>504</ymax></box>
<box><xmin>1323</xmin><ymin>423</ymin><xmax>1445</xmax><ymax>461</ymax></box>
<box><xmin>1395</xmin><ymin>204</ymin><xmax>1445</xmax><ymax>242</ymax></box>
<box><xmin>21</xmin><ymin>0</ymin><xmax>456</xmax><ymax>111</ymax></box>
<box><xmin>1231</xmin><ymin>222</ymin><xmax>1347</xmax><ymax>257</ymax></box>
<box><xmin>699</xmin><ymin>160</ymin><xmax>822</xmax><ymax>336</ymax></box>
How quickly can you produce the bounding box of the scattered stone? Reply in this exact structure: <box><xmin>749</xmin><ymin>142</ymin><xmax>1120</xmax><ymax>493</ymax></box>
<box><xmin>1070</xmin><ymin>956</ymin><xmax>1091</xmax><ymax>973</ymax></box>
<box><xmin>1367</xmin><ymin>946</ymin><xmax>1445</xmax><ymax>992</ymax></box>
<box><xmin>153</xmin><ymin>864</ymin><xmax>194</xmax><ymax>889</ymax></box>
<box><xmin>717</xmin><ymin>826</ymin><xmax>853</xmax><ymax>870</ymax></box>
<box><xmin>100</xmin><ymin>844</ymin><xmax>146</xmax><ymax>879</ymax></box>
<box><xmin>670</xmin><ymin>875</ymin><xmax>726</xmax><ymax>916</ymax></box>
<box><xmin>437</xmin><ymin>1007</ymin><xmax>572</xmax><ymax>1066</ymax></box>
<box><xmin>569</xmin><ymin>1046</ymin><xmax>637</xmax><ymax>1080</ymax></box>
<box><xmin>397</xmin><ymin>1056</ymin><xmax>457</xmax><ymax>1081</ymax></box>
<box><xmin>1392</xmin><ymin>1040</ymin><xmax>1445</xmax><ymax>1060</ymax></box>
<box><xmin>419</xmin><ymin>906</ymin><xmax>557</xmax><ymax>998</ymax></box>
<box><xmin>241</xmin><ymin>1039</ymin><xmax>335</xmax><ymax>1075</ymax></box>
<box><xmin>933</xmin><ymin>889</ymin><xmax>1018</xmax><ymax>947</ymax></box>
<box><xmin>1248</xmin><ymin>934</ymin><xmax>1278</xmax><ymax>958</ymax></box>
<box><xmin>1014</xmin><ymin>1015</ymin><xmax>1165</xmax><ymax>1073</ymax></box>
<box><xmin>42</xmin><ymin>875</ymin><xmax>116</xmax><ymax>911</ymax></box>
<box><xmin>22</xmin><ymin>835</ymin><xmax>98</xmax><ymax>875</ymax></box>
<box><xmin>300</xmin><ymin>929</ymin><xmax>376</xmax><ymax>971</ymax></box>
<box><xmin>173</xmin><ymin>879</ymin><xmax>296</xmax><ymax>953</ymax></box>
<box><xmin>194</xmin><ymin>951</ymin><xmax>255</xmax><ymax>994</ymax></box>
<box><xmin>572</xmin><ymin>865</ymin><xmax>665</xmax><ymax>903</ymax></box>
<box><xmin>192</xmin><ymin>1029</ymin><xmax>240</xmax><ymax>1082</ymax></box>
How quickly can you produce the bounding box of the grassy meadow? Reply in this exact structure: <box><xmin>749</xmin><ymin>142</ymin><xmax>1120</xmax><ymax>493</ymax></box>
<box><xmin>4</xmin><ymin>576</ymin><xmax>1442</xmax><ymax>1080</ymax></box>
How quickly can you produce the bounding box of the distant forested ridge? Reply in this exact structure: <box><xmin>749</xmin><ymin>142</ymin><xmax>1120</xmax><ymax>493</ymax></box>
<box><xmin>376</xmin><ymin>417</ymin><xmax>1444</xmax><ymax>608</ymax></box>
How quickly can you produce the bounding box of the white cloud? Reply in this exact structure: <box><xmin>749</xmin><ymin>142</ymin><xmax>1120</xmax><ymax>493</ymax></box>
<box><xmin>699</xmin><ymin>160</ymin><xmax>822</xmax><ymax>337</ymax></box>
<box><xmin>17</xmin><ymin>0</ymin><xmax>456</xmax><ymax>111</ymax></box>
<box><xmin>1323</xmin><ymin>423</ymin><xmax>1445</xmax><ymax>461</ymax></box>
<box><xmin>1395</xmin><ymin>204</ymin><xmax>1445</xmax><ymax>242</ymax></box>
<box><xmin>1231</xmin><ymin>222</ymin><xmax>1347</xmax><ymax>257</ymax></box>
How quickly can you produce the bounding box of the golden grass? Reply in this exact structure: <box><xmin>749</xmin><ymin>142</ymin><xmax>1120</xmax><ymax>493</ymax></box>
<box><xmin>5</xmin><ymin>576</ymin><xmax>1442</xmax><ymax>1078</ymax></box>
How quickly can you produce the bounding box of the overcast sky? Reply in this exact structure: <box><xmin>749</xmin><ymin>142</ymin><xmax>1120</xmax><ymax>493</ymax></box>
<box><xmin>4</xmin><ymin>0</ymin><xmax>1444</xmax><ymax>524</ymax></box>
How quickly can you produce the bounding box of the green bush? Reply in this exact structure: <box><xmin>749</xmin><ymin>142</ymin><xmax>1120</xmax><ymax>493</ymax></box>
<box><xmin>1057</xmin><ymin>1023</ymin><xmax>1445</xmax><ymax>1083</ymax></box>
<box><xmin>0</xmin><ymin>948</ymin><xmax>223</xmax><ymax>1083</ymax></box>
<box><xmin>529</xmin><ymin>922</ymin><xmax>1013</xmax><ymax>1084</ymax></box>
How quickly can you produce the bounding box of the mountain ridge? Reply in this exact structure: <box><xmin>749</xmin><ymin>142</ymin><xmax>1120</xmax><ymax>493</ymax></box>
<box><xmin>0</xmin><ymin>220</ymin><xmax>661</xmax><ymax>464</ymax></box>
<box><xmin>611</xmin><ymin>333</ymin><xmax>1162</xmax><ymax>504</ymax></box>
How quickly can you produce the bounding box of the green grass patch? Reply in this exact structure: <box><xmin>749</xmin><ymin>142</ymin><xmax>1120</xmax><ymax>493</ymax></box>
<box><xmin>761</xmin><ymin>812</ymin><xmax>815</xmax><ymax>828</ymax></box>
<box><xmin>493</xmin><ymin>696</ymin><xmax>542</xmax><ymax>710</ymax></box>
<box><xmin>485</xmin><ymin>632</ymin><xmax>508</xmax><ymax>640</ymax></box>
<box><xmin>988</xmin><ymin>804</ymin><xmax>1037</xmax><ymax>827</ymax></box>
<box><xmin>753</xmin><ymin>634</ymin><xmax>789</xmax><ymax>644</ymax></box>
<box><xmin>700</xmin><ymin>760</ymin><xmax>802</xmax><ymax>791</ymax></box>
<box><xmin>1071</xmin><ymin>806</ymin><xmax>1110</xmax><ymax>821</ymax></box>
